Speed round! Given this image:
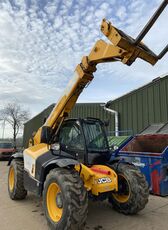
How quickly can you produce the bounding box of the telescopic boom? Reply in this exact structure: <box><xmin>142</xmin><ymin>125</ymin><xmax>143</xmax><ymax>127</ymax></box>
<box><xmin>32</xmin><ymin>0</ymin><xmax>168</xmax><ymax>146</ymax></box>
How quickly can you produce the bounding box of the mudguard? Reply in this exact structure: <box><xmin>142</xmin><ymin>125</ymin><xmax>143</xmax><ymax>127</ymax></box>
<box><xmin>39</xmin><ymin>157</ymin><xmax>80</xmax><ymax>182</ymax></box>
<box><xmin>45</xmin><ymin>158</ymin><xmax>79</xmax><ymax>168</ymax></box>
<box><xmin>36</xmin><ymin>157</ymin><xmax>80</xmax><ymax>195</ymax></box>
<box><xmin>8</xmin><ymin>152</ymin><xmax>23</xmax><ymax>166</ymax></box>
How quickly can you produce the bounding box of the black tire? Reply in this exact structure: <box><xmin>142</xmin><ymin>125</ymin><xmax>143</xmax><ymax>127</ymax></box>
<box><xmin>108</xmin><ymin>163</ymin><xmax>149</xmax><ymax>214</ymax></box>
<box><xmin>43</xmin><ymin>168</ymin><xmax>88</xmax><ymax>230</ymax></box>
<box><xmin>8</xmin><ymin>159</ymin><xmax>27</xmax><ymax>200</ymax></box>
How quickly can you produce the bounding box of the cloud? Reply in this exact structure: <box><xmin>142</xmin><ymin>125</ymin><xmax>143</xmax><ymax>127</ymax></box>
<box><xmin>0</xmin><ymin>0</ymin><xmax>167</xmax><ymax>138</ymax></box>
<box><xmin>116</xmin><ymin>6</ymin><xmax>127</xmax><ymax>20</ymax></box>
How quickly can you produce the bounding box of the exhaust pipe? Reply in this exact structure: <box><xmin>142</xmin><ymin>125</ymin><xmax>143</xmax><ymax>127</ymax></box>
<box><xmin>101</xmin><ymin>104</ymin><xmax>119</xmax><ymax>137</ymax></box>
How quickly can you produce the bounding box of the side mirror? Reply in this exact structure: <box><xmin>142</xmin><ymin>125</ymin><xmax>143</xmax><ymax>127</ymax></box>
<box><xmin>41</xmin><ymin>126</ymin><xmax>52</xmax><ymax>144</ymax></box>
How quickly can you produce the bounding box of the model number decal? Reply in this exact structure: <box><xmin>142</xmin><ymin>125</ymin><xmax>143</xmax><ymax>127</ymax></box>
<box><xmin>97</xmin><ymin>177</ymin><xmax>112</xmax><ymax>184</ymax></box>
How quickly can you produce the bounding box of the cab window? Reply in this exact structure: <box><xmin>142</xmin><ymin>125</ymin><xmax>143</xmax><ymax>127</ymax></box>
<box><xmin>59</xmin><ymin>122</ymin><xmax>84</xmax><ymax>151</ymax></box>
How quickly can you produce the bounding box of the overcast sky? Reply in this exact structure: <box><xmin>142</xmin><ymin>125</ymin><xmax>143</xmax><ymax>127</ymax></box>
<box><xmin>0</xmin><ymin>0</ymin><xmax>168</xmax><ymax>138</ymax></box>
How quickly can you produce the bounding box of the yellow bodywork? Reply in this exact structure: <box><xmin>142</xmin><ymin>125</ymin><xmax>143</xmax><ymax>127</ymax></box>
<box><xmin>24</xmin><ymin>143</ymin><xmax>49</xmax><ymax>159</ymax></box>
<box><xmin>23</xmin><ymin>143</ymin><xmax>118</xmax><ymax>195</ymax></box>
<box><xmin>23</xmin><ymin>143</ymin><xmax>49</xmax><ymax>177</ymax></box>
<box><xmin>24</xmin><ymin>143</ymin><xmax>118</xmax><ymax>196</ymax></box>
<box><xmin>75</xmin><ymin>164</ymin><xmax>118</xmax><ymax>196</ymax></box>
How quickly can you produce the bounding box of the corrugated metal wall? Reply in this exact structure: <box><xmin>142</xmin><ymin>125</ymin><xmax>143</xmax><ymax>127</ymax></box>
<box><xmin>108</xmin><ymin>75</ymin><xmax>168</xmax><ymax>135</ymax></box>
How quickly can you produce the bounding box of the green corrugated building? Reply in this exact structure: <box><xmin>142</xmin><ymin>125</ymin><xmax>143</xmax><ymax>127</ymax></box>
<box><xmin>107</xmin><ymin>74</ymin><xmax>168</xmax><ymax>135</ymax></box>
<box><xmin>23</xmin><ymin>74</ymin><xmax>168</xmax><ymax>148</ymax></box>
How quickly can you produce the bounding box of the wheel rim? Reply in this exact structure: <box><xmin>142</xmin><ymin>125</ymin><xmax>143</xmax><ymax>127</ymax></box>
<box><xmin>47</xmin><ymin>182</ymin><xmax>63</xmax><ymax>222</ymax></box>
<box><xmin>9</xmin><ymin>166</ymin><xmax>15</xmax><ymax>191</ymax></box>
<box><xmin>112</xmin><ymin>174</ymin><xmax>130</xmax><ymax>203</ymax></box>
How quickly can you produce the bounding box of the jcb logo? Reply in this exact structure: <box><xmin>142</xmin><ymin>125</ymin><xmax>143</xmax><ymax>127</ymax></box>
<box><xmin>97</xmin><ymin>177</ymin><xmax>112</xmax><ymax>184</ymax></box>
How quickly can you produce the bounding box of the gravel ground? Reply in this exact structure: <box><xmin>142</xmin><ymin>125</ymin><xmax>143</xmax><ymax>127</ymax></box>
<box><xmin>1</xmin><ymin>160</ymin><xmax>168</xmax><ymax>230</ymax></box>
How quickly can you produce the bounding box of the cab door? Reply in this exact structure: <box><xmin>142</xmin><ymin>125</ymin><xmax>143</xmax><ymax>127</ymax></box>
<box><xmin>59</xmin><ymin>120</ymin><xmax>86</xmax><ymax>163</ymax></box>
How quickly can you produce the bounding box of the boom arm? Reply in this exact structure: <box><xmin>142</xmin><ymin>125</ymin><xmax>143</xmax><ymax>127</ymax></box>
<box><xmin>32</xmin><ymin>0</ymin><xmax>168</xmax><ymax>146</ymax></box>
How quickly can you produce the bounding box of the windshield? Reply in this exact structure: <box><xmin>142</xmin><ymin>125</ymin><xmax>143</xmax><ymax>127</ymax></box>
<box><xmin>0</xmin><ymin>143</ymin><xmax>13</xmax><ymax>148</ymax></box>
<box><xmin>83</xmin><ymin>120</ymin><xmax>108</xmax><ymax>152</ymax></box>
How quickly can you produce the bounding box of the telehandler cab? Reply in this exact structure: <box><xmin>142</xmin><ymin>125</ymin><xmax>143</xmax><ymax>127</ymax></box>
<box><xmin>8</xmin><ymin>1</ymin><xmax>168</xmax><ymax>229</ymax></box>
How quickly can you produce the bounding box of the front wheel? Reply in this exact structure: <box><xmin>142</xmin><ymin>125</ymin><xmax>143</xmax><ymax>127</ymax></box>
<box><xmin>8</xmin><ymin>159</ymin><xmax>27</xmax><ymax>200</ymax></box>
<box><xmin>109</xmin><ymin>163</ymin><xmax>149</xmax><ymax>214</ymax></box>
<box><xmin>43</xmin><ymin>168</ymin><xmax>88</xmax><ymax>230</ymax></box>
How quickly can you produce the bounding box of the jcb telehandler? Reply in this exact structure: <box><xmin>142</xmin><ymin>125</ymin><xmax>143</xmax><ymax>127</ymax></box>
<box><xmin>8</xmin><ymin>1</ymin><xmax>168</xmax><ymax>229</ymax></box>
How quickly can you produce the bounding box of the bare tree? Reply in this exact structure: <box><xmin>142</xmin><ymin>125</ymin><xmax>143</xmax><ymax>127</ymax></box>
<box><xmin>0</xmin><ymin>102</ymin><xmax>30</xmax><ymax>148</ymax></box>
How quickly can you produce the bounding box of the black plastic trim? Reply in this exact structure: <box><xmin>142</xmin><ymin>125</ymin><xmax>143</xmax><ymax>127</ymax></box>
<box><xmin>7</xmin><ymin>152</ymin><xmax>23</xmax><ymax>166</ymax></box>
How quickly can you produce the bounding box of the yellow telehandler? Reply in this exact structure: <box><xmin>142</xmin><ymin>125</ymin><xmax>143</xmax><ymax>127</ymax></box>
<box><xmin>8</xmin><ymin>1</ymin><xmax>168</xmax><ymax>229</ymax></box>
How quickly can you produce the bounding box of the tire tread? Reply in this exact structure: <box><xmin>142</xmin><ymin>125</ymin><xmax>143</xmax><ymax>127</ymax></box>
<box><xmin>109</xmin><ymin>163</ymin><xmax>149</xmax><ymax>214</ymax></box>
<box><xmin>8</xmin><ymin>159</ymin><xmax>27</xmax><ymax>200</ymax></box>
<box><xmin>43</xmin><ymin>168</ymin><xmax>88</xmax><ymax>230</ymax></box>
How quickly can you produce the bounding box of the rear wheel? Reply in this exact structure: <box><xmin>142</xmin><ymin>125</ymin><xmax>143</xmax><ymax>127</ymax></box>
<box><xmin>43</xmin><ymin>168</ymin><xmax>88</xmax><ymax>230</ymax></box>
<box><xmin>109</xmin><ymin>163</ymin><xmax>149</xmax><ymax>214</ymax></box>
<box><xmin>8</xmin><ymin>159</ymin><xmax>27</xmax><ymax>200</ymax></box>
